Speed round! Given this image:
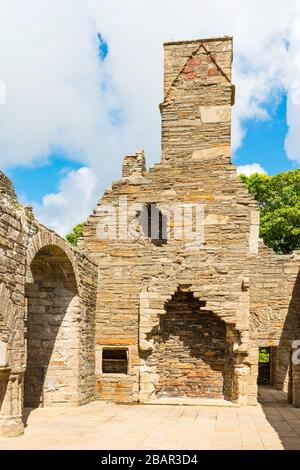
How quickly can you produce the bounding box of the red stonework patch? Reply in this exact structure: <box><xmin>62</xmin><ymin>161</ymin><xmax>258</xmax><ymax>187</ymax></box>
<box><xmin>189</xmin><ymin>56</ymin><xmax>201</xmax><ymax>66</ymax></box>
<box><xmin>185</xmin><ymin>71</ymin><xmax>198</xmax><ymax>80</ymax></box>
<box><xmin>184</xmin><ymin>65</ymin><xmax>194</xmax><ymax>74</ymax></box>
<box><xmin>208</xmin><ymin>67</ymin><xmax>221</xmax><ymax>77</ymax></box>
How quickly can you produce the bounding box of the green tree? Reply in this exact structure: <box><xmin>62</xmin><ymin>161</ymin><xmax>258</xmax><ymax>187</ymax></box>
<box><xmin>259</xmin><ymin>348</ymin><xmax>270</xmax><ymax>363</ymax></box>
<box><xmin>240</xmin><ymin>169</ymin><xmax>300</xmax><ymax>254</ymax></box>
<box><xmin>66</xmin><ymin>222</ymin><xmax>84</xmax><ymax>246</ymax></box>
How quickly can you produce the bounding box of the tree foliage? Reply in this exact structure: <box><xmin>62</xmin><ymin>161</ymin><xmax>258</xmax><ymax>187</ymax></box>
<box><xmin>66</xmin><ymin>223</ymin><xmax>84</xmax><ymax>246</ymax></box>
<box><xmin>259</xmin><ymin>348</ymin><xmax>270</xmax><ymax>364</ymax></box>
<box><xmin>240</xmin><ymin>170</ymin><xmax>300</xmax><ymax>254</ymax></box>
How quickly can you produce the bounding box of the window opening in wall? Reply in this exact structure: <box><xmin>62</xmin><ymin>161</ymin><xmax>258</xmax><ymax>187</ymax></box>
<box><xmin>139</xmin><ymin>203</ymin><xmax>168</xmax><ymax>246</ymax></box>
<box><xmin>102</xmin><ymin>349</ymin><xmax>128</xmax><ymax>374</ymax></box>
<box><xmin>258</xmin><ymin>347</ymin><xmax>271</xmax><ymax>385</ymax></box>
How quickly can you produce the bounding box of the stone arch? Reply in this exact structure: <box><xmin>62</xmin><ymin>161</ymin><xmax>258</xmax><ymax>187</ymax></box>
<box><xmin>26</xmin><ymin>230</ymin><xmax>79</xmax><ymax>287</ymax></box>
<box><xmin>139</xmin><ymin>279</ymin><xmax>246</xmax><ymax>354</ymax></box>
<box><xmin>24</xmin><ymin>239</ymin><xmax>82</xmax><ymax>408</ymax></box>
<box><xmin>149</xmin><ymin>287</ymin><xmax>232</xmax><ymax>400</ymax></box>
<box><xmin>138</xmin><ymin>283</ymin><xmax>242</xmax><ymax>403</ymax></box>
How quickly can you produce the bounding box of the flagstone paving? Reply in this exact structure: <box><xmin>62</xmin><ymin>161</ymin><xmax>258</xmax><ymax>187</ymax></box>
<box><xmin>0</xmin><ymin>388</ymin><xmax>299</xmax><ymax>450</ymax></box>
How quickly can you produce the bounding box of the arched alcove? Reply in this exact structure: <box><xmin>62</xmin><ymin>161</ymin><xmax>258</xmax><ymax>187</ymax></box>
<box><xmin>24</xmin><ymin>245</ymin><xmax>81</xmax><ymax>408</ymax></box>
<box><xmin>145</xmin><ymin>288</ymin><xmax>232</xmax><ymax>400</ymax></box>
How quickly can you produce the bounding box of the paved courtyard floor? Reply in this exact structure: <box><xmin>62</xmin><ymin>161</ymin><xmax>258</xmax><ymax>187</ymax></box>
<box><xmin>0</xmin><ymin>387</ymin><xmax>299</xmax><ymax>450</ymax></box>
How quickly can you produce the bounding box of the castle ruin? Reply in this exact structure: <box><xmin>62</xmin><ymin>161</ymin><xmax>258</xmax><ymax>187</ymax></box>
<box><xmin>0</xmin><ymin>36</ymin><xmax>299</xmax><ymax>437</ymax></box>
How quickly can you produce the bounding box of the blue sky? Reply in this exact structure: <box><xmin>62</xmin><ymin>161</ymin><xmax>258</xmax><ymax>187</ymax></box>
<box><xmin>234</xmin><ymin>94</ymin><xmax>297</xmax><ymax>175</ymax></box>
<box><xmin>4</xmin><ymin>34</ymin><xmax>110</xmax><ymax>205</ymax></box>
<box><xmin>3</xmin><ymin>34</ymin><xmax>109</xmax><ymax>205</ymax></box>
<box><xmin>5</xmin><ymin>156</ymin><xmax>82</xmax><ymax>204</ymax></box>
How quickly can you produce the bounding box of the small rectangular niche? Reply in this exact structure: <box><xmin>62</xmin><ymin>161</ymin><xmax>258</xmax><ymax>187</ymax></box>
<box><xmin>102</xmin><ymin>349</ymin><xmax>128</xmax><ymax>374</ymax></box>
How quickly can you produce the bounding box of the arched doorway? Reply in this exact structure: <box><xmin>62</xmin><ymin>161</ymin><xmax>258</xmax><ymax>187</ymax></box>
<box><xmin>146</xmin><ymin>288</ymin><xmax>232</xmax><ymax>400</ymax></box>
<box><xmin>24</xmin><ymin>245</ymin><xmax>80</xmax><ymax>408</ymax></box>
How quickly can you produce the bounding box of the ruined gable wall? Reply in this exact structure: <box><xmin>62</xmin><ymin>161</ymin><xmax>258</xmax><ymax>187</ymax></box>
<box><xmin>81</xmin><ymin>37</ymin><xmax>260</xmax><ymax>404</ymax></box>
<box><xmin>161</xmin><ymin>37</ymin><xmax>234</xmax><ymax>163</ymax></box>
<box><xmin>80</xmin><ymin>36</ymin><xmax>299</xmax><ymax>406</ymax></box>
<box><xmin>81</xmin><ymin>154</ymin><xmax>260</xmax><ymax>403</ymax></box>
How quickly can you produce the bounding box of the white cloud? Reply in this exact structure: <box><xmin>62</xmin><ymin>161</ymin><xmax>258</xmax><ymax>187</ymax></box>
<box><xmin>237</xmin><ymin>163</ymin><xmax>267</xmax><ymax>176</ymax></box>
<box><xmin>0</xmin><ymin>0</ymin><xmax>300</xmax><ymax>233</ymax></box>
<box><xmin>32</xmin><ymin>167</ymin><xmax>98</xmax><ymax>236</ymax></box>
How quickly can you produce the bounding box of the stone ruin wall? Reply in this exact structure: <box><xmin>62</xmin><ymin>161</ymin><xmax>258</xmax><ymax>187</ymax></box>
<box><xmin>0</xmin><ymin>171</ymin><xmax>97</xmax><ymax>436</ymax></box>
<box><xmin>161</xmin><ymin>37</ymin><xmax>234</xmax><ymax>163</ymax></box>
<box><xmin>81</xmin><ymin>36</ymin><xmax>300</xmax><ymax>407</ymax></box>
<box><xmin>81</xmin><ymin>37</ymin><xmax>262</xmax><ymax>406</ymax></box>
<box><xmin>148</xmin><ymin>290</ymin><xmax>231</xmax><ymax>400</ymax></box>
<box><xmin>246</xmin><ymin>244</ymin><xmax>300</xmax><ymax>405</ymax></box>
<box><xmin>0</xmin><ymin>173</ymin><xmax>26</xmax><ymax>436</ymax></box>
<box><xmin>81</xmin><ymin>154</ymin><xmax>260</xmax><ymax>405</ymax></box>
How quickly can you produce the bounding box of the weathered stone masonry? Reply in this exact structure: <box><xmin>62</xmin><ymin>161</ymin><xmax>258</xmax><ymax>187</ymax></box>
<box><xmin>80</xmin><ymin>36</ymin><xmax>300</xmax><ymax>407</ymax></box>
<box><xmin>0</xmin><ymin>172</ymin><xmax>97</xmax><ymax>437</ymax></box>
<box><xmin>149</xmin><ymin>290</ymin><xmax>231</xmax><ymax>399</ymax></box>
<box><xmin>1</xmin><ymin>36</ymin><xmax>300</xmax><ymax>438</ymax></box>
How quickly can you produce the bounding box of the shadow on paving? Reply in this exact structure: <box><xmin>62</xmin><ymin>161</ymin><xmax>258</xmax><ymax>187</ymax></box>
<box><xmin>22</xmin><ymin>408</ymin><xmax>35</xmax><ymax>428</ymax></box>
<box><xmin>259</xmin><ymin>386</ymin><xmax>300</xmax><ymax>450</ymax></box>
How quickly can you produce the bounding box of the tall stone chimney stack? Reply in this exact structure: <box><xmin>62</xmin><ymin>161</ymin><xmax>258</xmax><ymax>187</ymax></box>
<box><xmin>161</xmin><ymin>36</ymin><xmax>234</xmax><ymax>164</ymax></box>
